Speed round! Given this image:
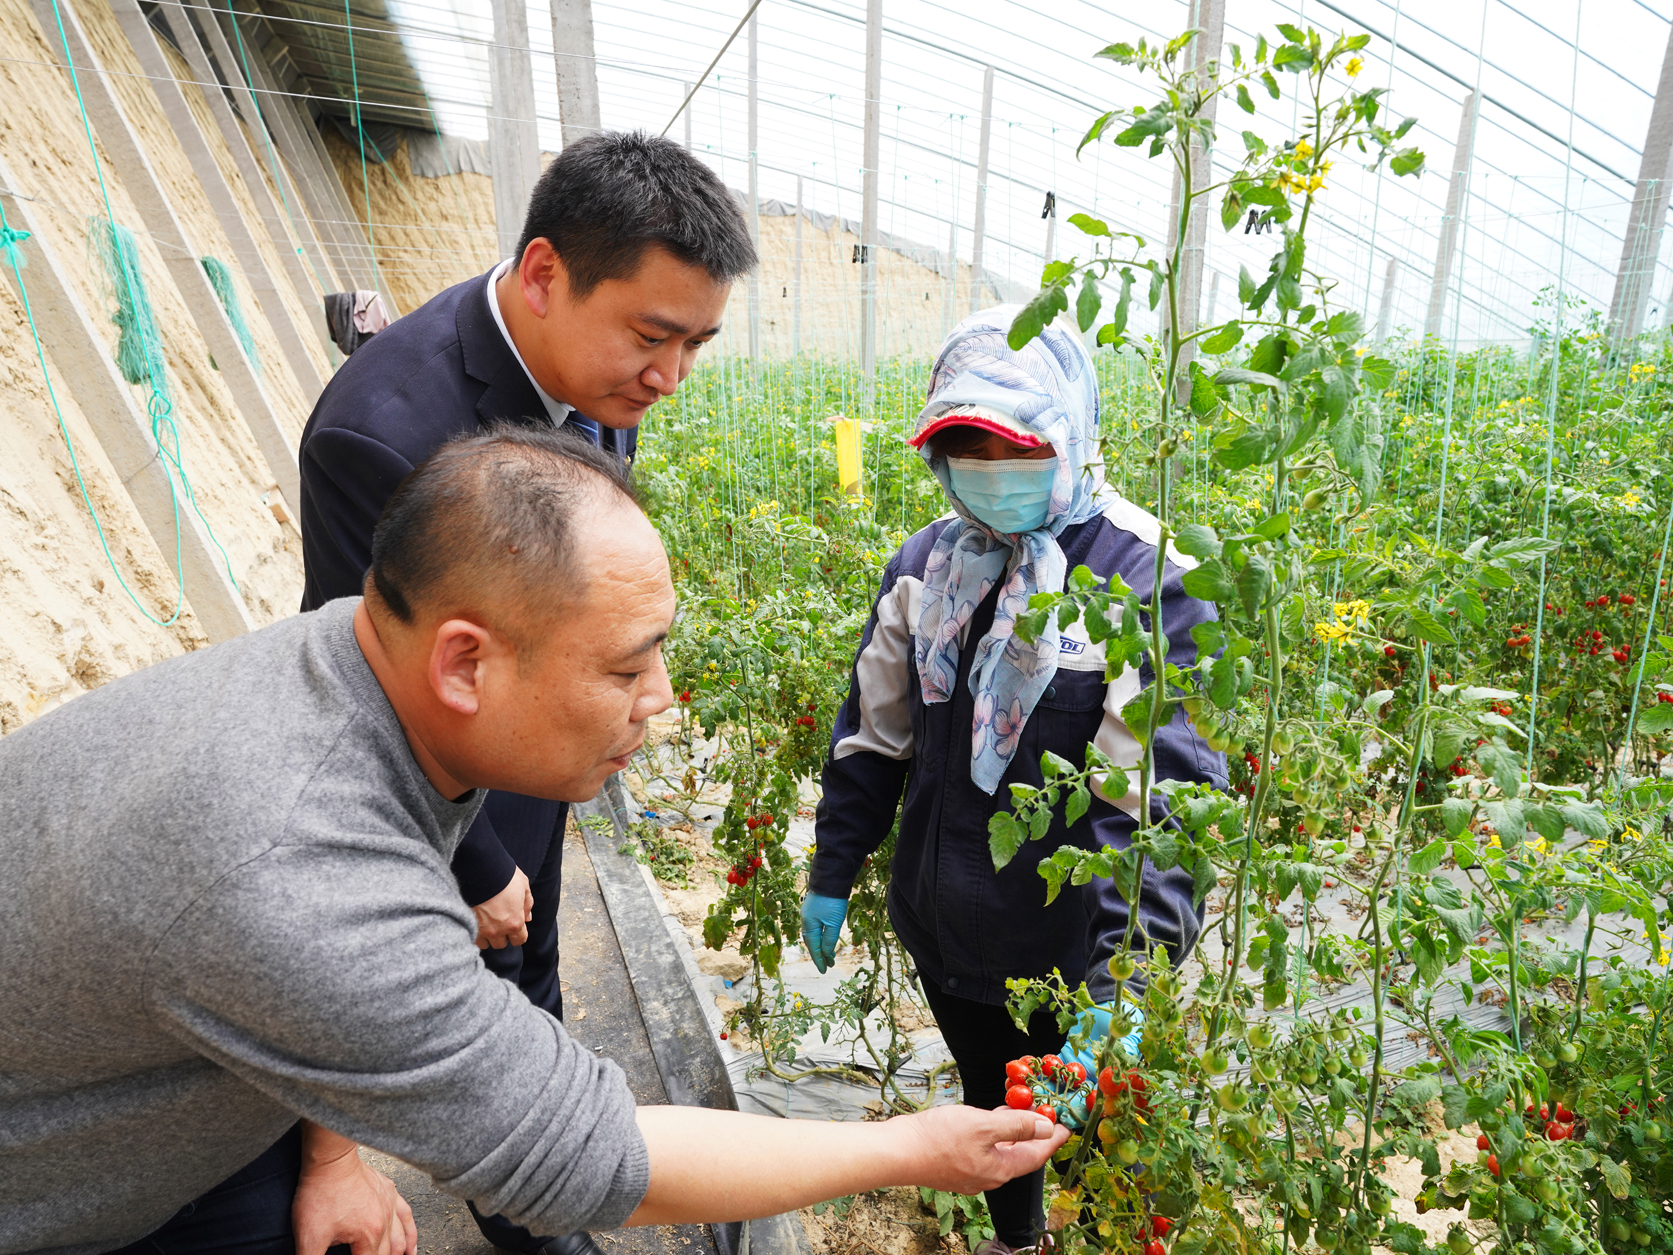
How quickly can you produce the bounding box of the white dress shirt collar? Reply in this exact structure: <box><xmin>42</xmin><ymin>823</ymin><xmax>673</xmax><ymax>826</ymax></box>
<box><xmin>487</xmin><ymin>258</ymin><xmax>573</xmax><ymax>428</ymax></box>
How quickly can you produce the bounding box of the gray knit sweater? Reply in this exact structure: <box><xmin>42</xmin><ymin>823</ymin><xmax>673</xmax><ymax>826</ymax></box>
<box><xmin>0</xmin><ymin>599</ymin><xmax>648</xmax><ymax>1254</ymax></box>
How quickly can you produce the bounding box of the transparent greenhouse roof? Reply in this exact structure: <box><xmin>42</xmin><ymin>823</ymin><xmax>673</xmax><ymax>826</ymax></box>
<box><xmin>340</xmin><ymin>0</ymin><xmax>1672</xmax><ymax>349</ymax></box>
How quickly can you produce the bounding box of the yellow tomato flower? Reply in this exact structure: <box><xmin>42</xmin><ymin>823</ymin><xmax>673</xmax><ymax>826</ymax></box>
<box><xmin>1345</xmin><ymin>56</ymin><xmax>1364</xmax><ymax>77</ymax></box>
<box><xmin>1294</xmin><ymin>139</ymin><xmax>1314</xmax><ymax>159</ymax></box>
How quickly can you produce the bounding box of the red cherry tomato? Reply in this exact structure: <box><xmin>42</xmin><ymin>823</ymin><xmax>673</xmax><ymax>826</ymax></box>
<box><xmin>1098</xmin><ymin>1066</ymin><xmax>1117</xmax><ymax>1095</ymax></box>
<box><xmin>1040</xmin><ymin>1054</ymin><xmax>1063</xmax><ymax>1076</ymax></box>
<box><xmin>1127</xmin><ymin>1071</ymin><xmax>1147</xmax><ymax>1092</ymax></box>
<box><xmin>1487</xmin><ymin>1155</ymin><xmax>1500</xmax><ymax>1177</ymax></box>
<box><xmin>1064</xmin><ymin>1060</ymin><xmax>1087</xmax><ymax>1085</ymax></box>
<box><xmin>1151</xmin><ymin>1216</ymin><xmax>1172</xmax><ymax>1237</ymax></box>
<box><xmin>1006</xmin><ymin>1085</ymin><xmax>1035</xmax><ymax>1110</ymax></box>
<box><xmin>1034</xmin><ymin>1104</ymin><xmax>1057</xmax><ymax>1122</ymax></box>
<box><xmin>1007</xmin><ymin>1060</ymin><xmax>1032</xmax><ymax>1084</ymax></box>
<box><xmin>1476</xmin><ymin>1134</ymin><xmax>1490</xmax><ymax>1151</ymax></box>
<box><xmin>1145</xmin><ymin>1242</ymin><xmax>1164</xmax><ymax>1255</ymax></box>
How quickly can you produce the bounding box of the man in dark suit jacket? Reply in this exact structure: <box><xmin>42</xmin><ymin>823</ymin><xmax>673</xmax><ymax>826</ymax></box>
<box><xmin>297</xmin><ymin>130</ymin><xmax>755</xmax><ymax>1255</ymax></box>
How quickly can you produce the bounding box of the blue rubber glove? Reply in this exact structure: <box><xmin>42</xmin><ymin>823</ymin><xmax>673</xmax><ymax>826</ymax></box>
<box><xmin>800</xmin><ymin>893</ymin><xmax>849</xmax><ymax>973</ymax></box>
<box><xmin>1060</xmin><ymin>1002</ymin><xmax>1144</xmax><ymax>1079</ymax></box>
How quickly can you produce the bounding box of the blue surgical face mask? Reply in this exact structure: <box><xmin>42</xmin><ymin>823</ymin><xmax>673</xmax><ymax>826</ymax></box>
<box><xmin>945</xmin><ymin>457</ymin><xmax>1058</xmax><ymax>534</ymax></box>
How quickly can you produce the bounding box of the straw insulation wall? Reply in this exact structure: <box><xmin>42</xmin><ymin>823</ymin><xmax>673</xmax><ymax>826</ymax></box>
<box><xmin>0</xmin><ymin>0</ymin><xmax>307</xmax><ymax>731</ymax></box>
<box><xmin>325</xmin><ymin>133</ymin><xmax>983</xmax><ymax>360</ymax></box>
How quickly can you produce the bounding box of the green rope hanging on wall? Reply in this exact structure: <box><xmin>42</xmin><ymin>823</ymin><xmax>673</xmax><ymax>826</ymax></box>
<box><xmin>200</xmin><ymin>255</ymin><xmax>260</xmax><ymax>372</ymax></box>
<box><xmin>90</xmin><ymin>215</ymin><xmax>168</xmax><ymax>402</ymax></box>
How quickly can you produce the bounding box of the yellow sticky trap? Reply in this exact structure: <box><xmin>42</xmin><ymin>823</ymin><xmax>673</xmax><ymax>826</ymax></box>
<box><xmin>832</xmin><ymin>415</ymin><xmax>863</xmax><ymax>499</ymax></box>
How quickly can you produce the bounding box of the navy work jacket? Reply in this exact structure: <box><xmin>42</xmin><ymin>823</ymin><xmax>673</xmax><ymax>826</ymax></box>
<box><xmin>296</xmin><ymin>270</ymin><xmax>635</xmax><ymax>906</ymax></box>
<box><xmin>809</xmin><ymin>501</ymin><xmax>1227</xmax><ymax>1007</ymax></box>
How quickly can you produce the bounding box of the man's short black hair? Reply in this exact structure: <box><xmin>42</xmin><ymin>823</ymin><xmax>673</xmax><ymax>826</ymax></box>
<box><xmin>367</xmin><ymin>424</ymin><xmax>640</xmax><ymax>643</ymax></box>
<box><xmin>515</xmin><ymin>130</ymin><xmax>756</xmax><ymax>299</ymax></box>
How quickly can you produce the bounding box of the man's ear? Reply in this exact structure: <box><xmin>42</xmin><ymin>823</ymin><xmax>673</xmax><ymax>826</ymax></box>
<box><xmin>428</xmin><ymin>619</ymin><xmax>495</xmax><ymax>715</ymax></box>
<box><xmin>518</xmin><ymin>240</ymin><xmax>573</xmax><ymax>320</ymax></box>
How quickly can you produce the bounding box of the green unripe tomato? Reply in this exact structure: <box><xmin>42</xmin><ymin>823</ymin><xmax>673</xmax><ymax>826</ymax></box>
<box><xmin>1632</xmin><ymin>1229</ymin><xmax>1651</xmax><ymax>1247</ymax></box>
<box><xmin>1216</xmin><ymin>1083</ymin><xmax>1249</xmax><ymax>1112</ymax></box>
<box><xmin>1251</xmin><ymin>1058</ymin><xmax>1277</xmax><ymax>1084</ymax></box>
<box><xmin>1301</xmin><ymin>488</ymin><xmax>1329</xmax><ymax>511</ymax></box>
<box><xmin>1314</xmin><ymin>1226</ymin><xmax>1339</xmax><ymax>1251</ymax></box>
<box><xmin>1183</xmin><ymin>695</ymin><xmax>1205</xmax><ymax>720</ymax></box>
<box><xmin>1300</xmin><ymin>1067</ymin><xmax>1320</xmax><ymax>1086</ymax></box>
<box><xmin>1272</xmin><ymin>729</ymin><xmax>1295</xmax><ymax>755</ymax></box>
<box><xmin>1303</xmin><ymin>811</ymin><xmax>1326</xmax><ymax>837</ymax></box>
<box><xmin>1249</xmin><ymin>1022</ymin><xmax>1275</xmax><ymax>1050</ymax></box>
<box><xmin>1323</xmin><ymin>1055</ymin><xmax>1342</xmax><ymax>1077</ymax></box>
<box><xmin>1369</xmin><ymin>1194</ymin><xmax>1392</xmax><ymax>1216</ymax></box>
<box><xmin>1157</xmin><ymin>438</ymin><xmax>1177</xmax><ymax>459</ymax></box>
<box><xmin>1207</xmin><ymin>728</ymin><xmax>1233</xmax><ymax>753</ymax></box>
<box><xmin>1272</xmin><ymin>1087</ymin><xmax>1300</xmax><ymax>1115</ymax></box>
<box><xmin>1645</xmin><ymin>1121</ymin><xmax>1663</xmax><ymax>1142</ymax></box>
<box><xmin>1445</xmin><ymin>1226</ymin><xmax>1472</xmax><ymax>1255</ymax></box>
<box><xmin>1152</xmin><ymin>971</ymin><xmax>1183</xmax><ymax>997</ymax></box>
<box><xmin>1534</xmin><ymin>1051</ymin><xmax>1557</xmax><ymax>1070</ymax></box>
<box><xmin>1201</xmin><ymin>1048</ymin><xmax>1229</xmax><ymax>1076</ymax></box>
<box><xmin>1606</xmin><ymin>1218</ymin><xmax>1632</xmax><ymax>1242</ymax></box>
<box><xmin>1114</xmin><ymin>1138</ymin><xmax>1140</xmax><ymax>1165</ymax></box>
<box><xmin>1557</xmin><ymin>1042</ymin><xmax>1578</xmax><ymax>1063</ymax></box>
<box><xmin>1348</xmin><ymin>1047</ymin><xmax>1368</xmax><ymax>1069</ymax></box>
<box><xmin>1330</xmin><ymin>1021</ymin><xmax>1352</xmax><ymax>1043</ymax></box>
<box><xmin>1107</xmin><ymin>953</ymin><xmax>1137</xmax><ymax>981</ymax></box>
<box><xmin>1533</xmin><ymin>1179</ymin><xmax>1557</xmax><ymax>1204</ymax></box>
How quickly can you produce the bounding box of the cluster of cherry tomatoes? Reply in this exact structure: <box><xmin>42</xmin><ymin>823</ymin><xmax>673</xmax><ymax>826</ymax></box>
<box><xmin>1134</xmin><ymin>1216</ymin><xmax>1170</xmax><ymax>1255</ymax></box>
<box><xmin>1477</xmin><ymin>1100</ymin><xmax>1583</xmax><ymax>1178</ymax></box>
<box><xmin>725</xmin><ymin>814</ymin><xmax>775</xmax><ymax>886</ymax></box>
<box><xmin>1002</xmin><ymin>1054</ymin><xmax>1093</xmax><ymax>1127</ymax></box>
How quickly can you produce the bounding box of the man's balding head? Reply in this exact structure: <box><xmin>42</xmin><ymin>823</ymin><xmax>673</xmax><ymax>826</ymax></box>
<box><xmin>366</xmin><ymin>425</ymin><xmax>636</xmax><ymax>649</ymax></box>
<box><xmin>352</xmin><ymin>428</ymin><xmax>676</xmax><ymax>804</ymax></box>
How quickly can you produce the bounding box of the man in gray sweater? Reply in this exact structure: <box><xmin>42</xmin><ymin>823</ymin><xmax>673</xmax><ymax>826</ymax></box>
<box><xmin>0</xmin><ymin>428</ymin><xmax>1067</xmax><ymax>1255</ymax></box>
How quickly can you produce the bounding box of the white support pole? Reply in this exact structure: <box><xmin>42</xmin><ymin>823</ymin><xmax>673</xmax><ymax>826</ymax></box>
<box><xmin>1041</xmin><ymin>190</ymin><xmax>1056</xmax><ymax>266</ymax></box>
<box><xmin>683</xmin><ymin>82</ymin><xmax>693</xmax><ymax>151</ymax></box>
<box><xmin>1167</xmin><ymin>0</ymin><xmax>1223</xmax><ymax>398</ymax></box>
<box><xmin>1377</xmin><ymin>257</ymin><xmax>1400</xmax><ymax>345</ymax></box>
<box><xmin>968</xmin><ymin>64</ymin><xmax>992</xmax><ymax>316</ymax></box>
<box><xmin>0</xmin><ymin>161</ymin><xmax>256</xmax><ymax>643</ymax></box>
<box><xmin>1609</xmin><ymin>23</ymin><xmax>1673</xmax><ymax>341</ymax></box>
<box><xmin>747</xmin><ymin>9</ymin><xmax>760</xmax><ymax>358</ymax></box>
<box><xmin>27</xmin><ymin>0</ymin><xmax>300</xmax><ymax>509</ymax></box>
<box><xmin>215</xmin><ymin>7</ymin><xmax>365</xmax><ymax>291</ymax></box>
<box><xmin>793</xmin><ymin>173</ymin><xmax>804</xmax><ymax>356</ymax></box>
<box><xmin>1426</xmin><ymin>91</ymin><xmax>1479</xmax><ymax>339</ymax></box>
<box><xmin>155</xmin><ymin>0</ymin><xmax>332</xmax><ymax>382</ymax></box>
<box><xmin>943</xmin><ymin>218</ymin><xmax>957</xmax><ymax>337</ymax></box>
<box><xmin>1205</xmin><ymin>269</ymin><xmax>1220</xmax><ymax>328</ymax></box>
<box><xmin>552</xmin><ymin>0</ymin><xmax>602</xmax><ymax>146</ymax></box>
<box><xmin>194</xmin><ymin>4</ymin><xmax>336</xmax><ymax>295</ymax></box>
<box><xmin>489</xmin><ymin>0</ymin><xmax>541</xmax><ymax>260</ymax></box>
<box><xmin>859</xmin><ymin>0</ymin><xmax>883</xmax><ymax>406</ymax></box>
<box><xmin>109</xmin><ymin>0</ymin><xmax>325</xmax><ymax>400</ymax></box>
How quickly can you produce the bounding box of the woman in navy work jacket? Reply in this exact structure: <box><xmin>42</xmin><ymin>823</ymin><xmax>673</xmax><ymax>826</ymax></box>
<box><xmin>799</xmin><ymin>308</ymin><xmax>1226</xmax><ymax>1255</ymax></box>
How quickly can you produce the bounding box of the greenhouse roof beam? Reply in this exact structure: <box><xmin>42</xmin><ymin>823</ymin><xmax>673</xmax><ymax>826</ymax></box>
<box><xmin>1309</xmin><ymin>0</ymin><xmax>1632</xmax><ymax>186</ymax></box>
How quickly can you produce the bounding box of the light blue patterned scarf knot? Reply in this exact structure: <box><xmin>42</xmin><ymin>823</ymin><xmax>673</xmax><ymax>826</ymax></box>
<box><xmin>913</xmin><ymin>307</ymin><xmax>1109</xmax><ymax>794</ymax></box>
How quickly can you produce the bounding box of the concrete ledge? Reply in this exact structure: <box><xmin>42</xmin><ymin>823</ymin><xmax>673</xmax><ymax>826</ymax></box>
<box><xmin>574</xmin><ymin>776</ymin><xmax>809</xmax><ymax>1255</ymax></box>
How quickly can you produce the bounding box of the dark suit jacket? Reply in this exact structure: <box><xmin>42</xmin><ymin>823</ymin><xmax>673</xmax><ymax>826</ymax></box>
<box><xmin>297</xmin><ymin>269</ymin><xmax>636</xmax><ymax>905</ymax></box>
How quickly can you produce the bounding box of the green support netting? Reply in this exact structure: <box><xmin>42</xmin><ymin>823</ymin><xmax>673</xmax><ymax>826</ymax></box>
<box><xmin>200</xmin><ymin>255</ymin><xmax>260</xmax><ymax>372</ymax></box>
<box><xmin>91</xmin><ymin>216</ymin><xmax>167</xmax><ymax>402</ymax></box>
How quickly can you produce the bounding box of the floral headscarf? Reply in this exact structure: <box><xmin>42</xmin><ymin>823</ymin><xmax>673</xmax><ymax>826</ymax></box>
<box><xmin>913</xmin><ymin>307</ymin><xmax>1109</xmax><ymax>794</ymax></box>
